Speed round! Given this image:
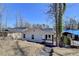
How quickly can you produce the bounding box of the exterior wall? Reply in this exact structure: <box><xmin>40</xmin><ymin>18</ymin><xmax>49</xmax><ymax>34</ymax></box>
<box><xmin>23</xmin><ymin>28</ymin><xmax>54</xmax><ymax>43</ymax></box>
<box><xmin>44</xmin><ymin>32</ymin><xmax>54</xmax><ymax>40</ymax></box>
<box><xmin>7</xmin><ymin>28</ymin><xmax>54</xmax><ymax>43</ymax></box>
<box><xmin>23</xmin><ymin>29</ymin><xmax>44</xmax><ymax>42</ymax></box>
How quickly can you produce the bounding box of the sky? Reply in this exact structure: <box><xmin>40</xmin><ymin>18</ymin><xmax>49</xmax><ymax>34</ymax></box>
<box><xmin>64</xmin><ymin>3</ymin><xmax>79</xmax><ymax>21</ymax></box>
<box><xmin>1</xmin><ymin>3</ymin><xmax>79</xmax><ymax>28</ymax></box>
<box><xmin>1</xmin><ymin>3</ymin><xmax>49</xmax><ymax>28</ymax></box>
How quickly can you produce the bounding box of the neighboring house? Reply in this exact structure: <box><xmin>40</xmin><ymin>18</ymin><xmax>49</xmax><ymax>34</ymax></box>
<box><xmin>23</xmin><ymin>28</ymin><xmax>54</xmax><ymax>43</ymax></box>
<box><xmin>63</xmin><ymin>30</ymin><xmax>79</xmax><ymax>40</ymax></box>
<box><xmin>63</xmin><ymin>30</ymin><xmax>79</xmax><ymax>46</ymax></box>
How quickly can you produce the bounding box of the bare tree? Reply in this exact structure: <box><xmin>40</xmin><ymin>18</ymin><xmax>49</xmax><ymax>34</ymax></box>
<box><xmin>16</xmin><ymin>15</ymin><xmax>23</xmax><ymax>28</ymax></box>
<box><xmin>32</xmin><ymin>24</ymin><xmax>49</xmax><ymax>29</ymax></box>
<box><xmin>47</xmin><ymin>3</ymin><xmax>66</xmax><ymax>46</ymax></box>
<box><xmin>0</xmin><ymin>4</ymin><xmax>4</xmax><ymax>32</ymax></box>
<box><xmin>64</xmin><ymin>18</ymin><xmax>78</xmax><ymax>30</ymax></box>
<box><xmin>16</xmin><ymin>14</ymin><xmax>31</xmax><ymax>28</ymax></box>
<box><xmin>69</xmin><ymin>18</ymin><xmax>77</xmax><ymax>30</ymax></box>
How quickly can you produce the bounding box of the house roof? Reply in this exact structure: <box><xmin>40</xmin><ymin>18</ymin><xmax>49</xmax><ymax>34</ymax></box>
<box><xmin>42</xmin><ymin>28</ymin><xmax>54</xmax><ymax>33</ymax></box>
<box><xmin>23</xmin><ymin>27</ymin><xmax>54</xmax><ymax>34</ymax></box>
<box><xmin>42</xmin><ymin>28</ymin><xmax>53</xmax><ymax>31</ymax></box>
<box><xmin>6</xmin><ymin>28</ymin><xmax>26</xmax><ymax>33</ymax></box>
<box><xmin>6</xmin><ymin>27</ymin><xmax>54</xmax><ymax>34</ymax></box>
<box><xmin>23</xmin><ymin>27</ymin><xmax>43</xmax><ymax>33</ymax></box>
<box><xmin>63</xmin><ymin>30</ymin><xmax>79</xmax><ymax>35</ymax></box>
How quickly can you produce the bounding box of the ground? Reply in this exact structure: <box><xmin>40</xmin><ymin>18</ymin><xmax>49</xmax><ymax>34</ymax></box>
<box><xmin>53</xmin><ymin>47</ymin><xmax>79</xmax><ymax>56</ymax></box>
<box><xmin>0</xmin><ymin>38</ymin><xmax>79</xmax><ymax>56</ymax></box>
<box><xmin>0</xmin><ymin>39</ymin><xmax>51</xmax><ymax>56</ymax></box>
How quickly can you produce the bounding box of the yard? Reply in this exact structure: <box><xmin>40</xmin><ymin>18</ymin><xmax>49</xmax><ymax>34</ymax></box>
<box><xmin>0</xmin><ymin>37</ymin><xmax>79</xmax><ymax>56</ymax></box>
<box><xmin>53</xmin><ymin>47</ymin><xmax>79</xmax><ymax>56</ymax></box>
<box><xmin>0</xmin><ymin>39</ymin><xmax>52</xmax><ymax>56</ymax></box>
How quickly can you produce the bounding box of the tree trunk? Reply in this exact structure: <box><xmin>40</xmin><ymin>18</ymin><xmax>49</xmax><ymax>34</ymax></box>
<box><xmin>56</xmin><ymin>3</ymin><xmax>63</xmax><ymax>47</ymax></box>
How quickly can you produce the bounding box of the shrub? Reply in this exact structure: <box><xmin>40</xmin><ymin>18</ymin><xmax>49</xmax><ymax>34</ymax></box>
<box><xmin>63</xmin><ymin>36</ymin><xmax>71</xmax><ymax>45</ymax></box>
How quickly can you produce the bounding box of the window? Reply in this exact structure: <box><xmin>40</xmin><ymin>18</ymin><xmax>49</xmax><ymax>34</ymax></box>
<box><xmin>45</xmin><ymin>35</ymin><xmax>47</xmax><ymax>39</ymax></box>
<box><xmin>49</xmin><ymin>35</ymin><xmax>51</xmax><ymax>38</ymax></box>
<box><xmin>32</xmin><ymin>35</ymin><xmax>34</xmax><ymax>39</ymax></box>
<box><xmin>75</xmin><ymin>35</ymin><xmax>78</xmax><ymax>40</ymax></box>
<box><xmin>23</xmin><ymin>34</ymin><xmax>26</xmax><ymax>38</ymax></box>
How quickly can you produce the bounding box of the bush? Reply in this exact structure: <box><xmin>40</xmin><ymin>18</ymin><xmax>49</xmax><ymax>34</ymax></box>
<box><xmin>63</xmin><ymin>36</ymin><xmax>71</xmax><ymax>45</ymax></box>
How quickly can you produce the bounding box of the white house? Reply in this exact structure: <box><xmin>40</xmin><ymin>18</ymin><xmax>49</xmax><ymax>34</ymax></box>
<box><xmin>6</xmin><ymin>27</ymin><xmax>54</xmax><ymax>43</ymax></box>
<box><xmin>22</xmin><ymin>28</ymin><xmax>54</xmax><ymax>43</ymax></box>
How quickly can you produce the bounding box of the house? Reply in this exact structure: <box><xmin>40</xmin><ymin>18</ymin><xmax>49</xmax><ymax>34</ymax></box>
<box><xmin>22</xmin><ymin>28</ymin><xmax>54</xmax><ymax>43</ymax></box>
<box><xmin>3</xmin><ymin>27</ymin><xmax>54</xmax><ymax>44</ymax></box>
<box><xmin>63</xmin><ymin>30</ymin><xmax>79</xmax><ymax>46</ymax></box>
<box><xmin>63</xmin><ymin>30</ymin><xmax>79</xmax><ymax>40</ymax></box>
